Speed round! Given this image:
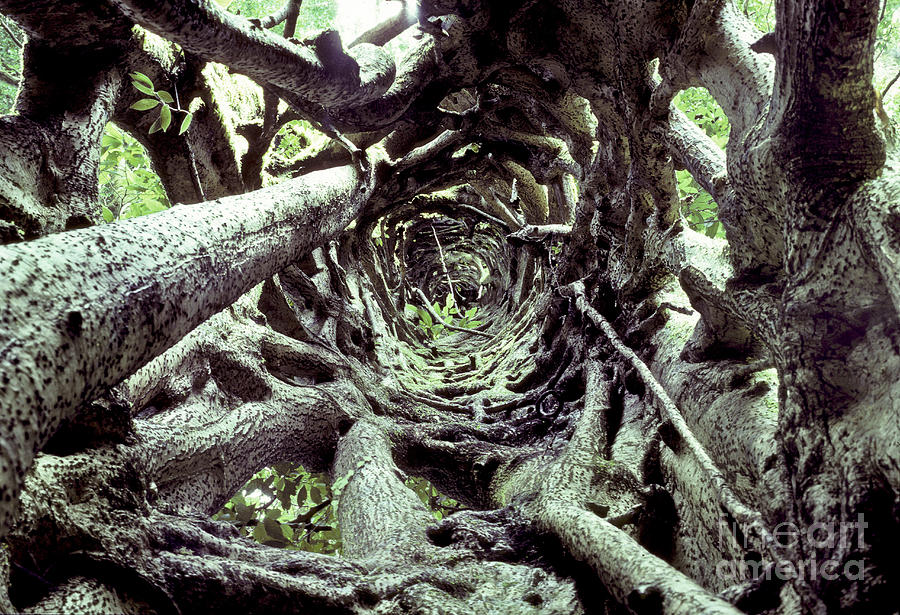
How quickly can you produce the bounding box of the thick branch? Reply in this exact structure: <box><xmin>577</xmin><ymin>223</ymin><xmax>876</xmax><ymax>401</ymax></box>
<box><xmin>108</xmin><ymin>0</ymin><xmax>395</xmax><ymax>107</ymax></box>
<box><xmin>349</xmin><ymin>5</ymin><xmax>417</xmax><ymax>48</ymax></box>
<box><xmin>505</xmin><ymin>369</ymin><xmax>746</xmax><ymax>615</ymax></box>
<box><xmin>773</xmin><ymin>0</ymin><xmax>884</xmax><ymax>181</ymax></box>
<box><xmin>0</xmin><ymin>154</ymin><xmax>384</xmax><ymax>537</ymax></box>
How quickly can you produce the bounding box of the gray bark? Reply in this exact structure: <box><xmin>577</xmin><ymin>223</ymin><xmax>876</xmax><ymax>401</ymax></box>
<box><xmin>0</xmin><ymin>0</ymin><xmax>898</xmax><ymax>614</ymax></box>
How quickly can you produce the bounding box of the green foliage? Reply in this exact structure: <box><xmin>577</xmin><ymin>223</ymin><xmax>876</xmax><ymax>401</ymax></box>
<box><xmin>129</xmin><ymin>72</ymin><xmax>193</xmax><ymax>135</ymax></box>
<box><xmin>292</xmin><ymin>0</ymin><xmax>340</xmax><ymax>38</ymax></box>
<box><xmin>274</xmin><ymin>121</ymin><xmax>313</xmax><ymax>158</ymax></box>
<box><xmin>98</xmin><ymin>124</ymin><xmax>170</xmax><ymax>222</ymax></box>
<box><xmin>213</xmin><ymin>464</ymin><xmax>343</xmax><ymax>554</ymax></box>
<box><xmin>672</xmin><ymin>87</ymin><xmax>729</xmax><ymax>239</ymax></box>
<box><xmin>222</xmin><ymin>0</ymin><xmax>338</xmax><ymax>39</ymax></box>
<box><xmin>673</xmin><ymin>87</ymin><xmax>729</xmax><ymax>149</ymax></box>
<box><xmin>214</xmin><ymin>463</ymin><xmax>462</xmax><ymax>553</ymax></box>
<box><xmin>222</xmin><ymin>0</ymin><xmax>287</xmax><ymax>33</ymax></box>
<box><xmin>875</xmin><ymin>1</ymin><xmax>900</xmax><ymax>121</ymax></box>
<box><xmin>0</xmin><ymin>14</ymin><xmax>22</xmax><ymax>114</ymax></box>
<box><xmin>267</xmin><ymin>119</ymin><xmax>330</xmax><ymax>171</ymax></box>
<box><xmin>404</xmin><ymin>476</ymin><xmax>462</xmax><ymax>520</ymax></box>
<box><xmin>876</xmin><ymin>0</ymin><xmax>900</xmax><ymax>59</ymax></box>
<box><xmin>740</xmin><ymin>0</ymin><xmax>775</xmax><ymax>33</ymax></box>
<box><xmin>405</xmin><ymin>293</ymin><xmax>481</xmax><ymax>339</ymax></box>
<box><xmin>675</xmin><ymin>169</ymin><xmax>724</xmax><ymax>239</ymax></box>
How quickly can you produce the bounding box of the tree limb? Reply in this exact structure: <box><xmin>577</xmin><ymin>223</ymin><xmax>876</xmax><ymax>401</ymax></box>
<box><xmin>108</xmin><ymin>0</ymin><xmax>395</xmax><ymax>107</ymax></box>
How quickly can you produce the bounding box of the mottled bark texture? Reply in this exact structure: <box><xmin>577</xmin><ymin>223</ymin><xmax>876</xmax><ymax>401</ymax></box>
<box><xmin>0</xmin><ymin>0</ymin><xmax>898</xmax><ymax>613</ymax></box>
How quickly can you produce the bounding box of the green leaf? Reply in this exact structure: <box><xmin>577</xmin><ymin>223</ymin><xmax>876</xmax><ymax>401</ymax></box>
<box><xmin>130</xmin><ymin>71</ymin><xmax>154</xmax><ymax>88</ymax></box>
<box><xmin>148</xmin><ymin>116</ymin><xmax>163</xmax><ymax>134</ymax></box>
<box><xmin>159</xmin><ymin>105</ymin><xmax>172</xmax><ymax>131</ymax></box>
<box><xmin>445</xmin><ymin>293</ymin><xmax>454</xmax><ymax>309</ymax></box>
<box><xmin>101</xmin><ymin>205</ymin><xmax>114</xmax><ymax>223</ymax></box>
<box><xmin>265</xmin><ymin>508</ymin><xmax>281</xmax><ymax>521</ymax></box>
<box><xmin>264</xmin><ymin>519</ymin><xmax>285</xmax><ymax>541</ymax></box>
<box><xmin>272</xmin><ymin>462</ymin><xmax>294</xmax><ymax>474</ymax></box>
<box><xmin>141</xmin><ymin>200</ymin><xmax>167</xmax><ymax>214</ymax></box>
<box><xmin>101</xmin><ymin>134</ymin><xmax>122</xmax><ymax>148</ymax></box>
<box><xmin>178</xmin><ymin>111</ymin><xmax>193</xmax><ymax>135</ymax></box>
<box><xmin>252</xmin><ymin>522</ymin><xmax>267</xmax><ymax>543</ymax></box>
<box><xmin>310</xmin><ymin>486</ymin><xmax>323</xmax><ymax>505</ymax></box>
<box><xmin>156</xmin><ymin>90</ymin><xmax>174</xmax><ymax>104</ymax></box>
<box><xmin>465</xmin><ymin>307</ymin><xmax>477</xmax><ymax>318</ymax></box>
<box><xmin>278</xmin><ymin>485</ymin><xmax>293</xmax><ymax>509</ymax></box>
<box><xmin>416</xmin><ymin>307</ymin><xmax>432</xmax><ymax>327</ymax></box>
<box><xmin>294</xmin><ymin>500</ymin><xmax>330</xmax><ymax>525</ymax></box>
<box><xmin>132</xmin><ymin>81</ymin><xmax>156</xmax><ymax>96</ymax></box>
<box><xmin>235</xmin><ymin>501</ymin><xmax>253</xmax><ymax>524</ymax></box>
<box><xmin>130</xmin><ymin>98</ymin><xmax>160</xmax><ymax>111</ymax></box>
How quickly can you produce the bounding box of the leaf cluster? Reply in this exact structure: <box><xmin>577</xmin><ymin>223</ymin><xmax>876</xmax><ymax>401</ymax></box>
<box><xmin>672</xmin><ymin>87</ymin><xmax>729</xmax><ymax>239</ymax></box>
<box><xmin>129</xmin><ymin>72</ymin><xmax>193</xmax><ymax>136</ymax></box>
<box><xmin>99</xmin><ymin>124</ymin><xmax>170</xmax><ymax>222</ymax></box>
<box><xmin>405</xmin><ymin>293</ymin><xmax>481</xmax><ymax>339</ymax></box>
<box><xmin>674</xmin><ymin>169</ymin><xmax>724</xmax><ymax>239</ymax></box>
<box><xmin>214</xmin><ymin>463</ymin><xmax>463</xmax><ymax>554</ymax></box>
<box><xmin>405</xmin><ymin>476</ymin><xmax>462</xmax><ymax>520</ymax></box>
<box><xmin>0</xmin><ymin>14</ymin><xmax>21</xmax><ymax>113</ymax></box>
<box><xmin>740</xmin><ymin>0</ymin><xmax>775</xmax><ymax>33</ymax></box>
<box><xmin>213</xmin><ymin>464</ymin><xmax>343</xmax><ymax>553</ymax></box>
<box><xmin>221</xmin><ymin>0</ymin><xmax>338</xmax><ymax>39</ymax></box>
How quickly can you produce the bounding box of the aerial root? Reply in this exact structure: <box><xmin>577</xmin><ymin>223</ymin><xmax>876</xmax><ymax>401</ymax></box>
<box><xmin>561</xmin><ymin>280</ymin><xmax>778</xmax><ymax>561</ymax></box>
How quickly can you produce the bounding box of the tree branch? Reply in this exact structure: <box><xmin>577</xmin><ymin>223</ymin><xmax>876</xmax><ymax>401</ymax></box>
<box><xmin>0</xmin><ymin>65</ymin><xmax>18</xmax><ymax>87</ymax></box>
<box><xmin>0</xmin><ymin>154</ymin><xmax>386</xmax><ymax>538</ymax></box>
<box><xmin>773</xmin><ymin>0</ymin><xmax>884</xmax><ymax>180</ymax></box>
<box><xmin>562</xmin><ymin>280</ymin><xmax>775</xmax><ymax>557</ymax></box>
<box><xmin>349</xmin><ymin>4</ymin><xmax>417</xmax><ymax>48</ymax></box>
<box><xmin>108</xmin><ymin>0</ymin><xmax>395</xmax><ymax>107</ymax></box>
